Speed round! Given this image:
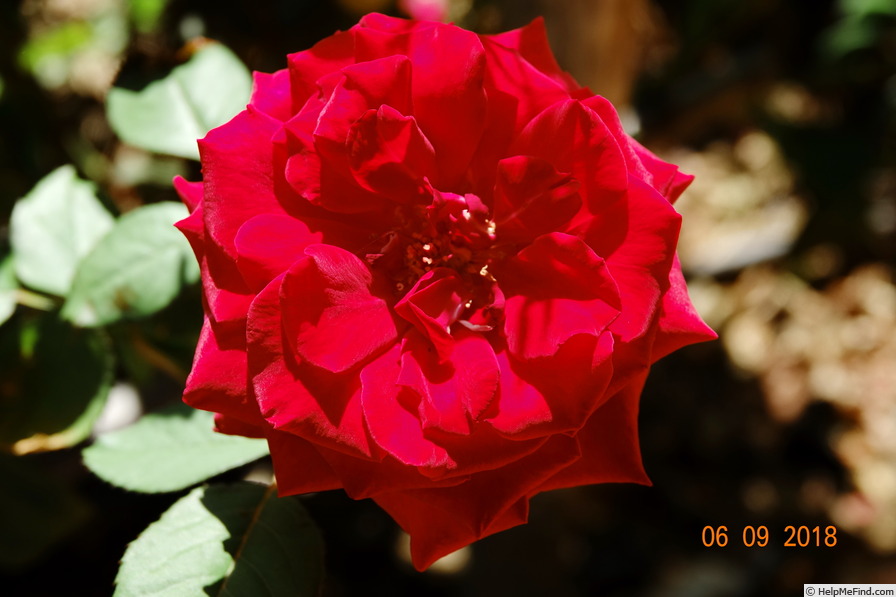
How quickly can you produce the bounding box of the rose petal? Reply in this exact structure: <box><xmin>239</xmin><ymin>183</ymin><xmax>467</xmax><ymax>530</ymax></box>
<box><xmin>287</xmin><ymin>28</ymin><xmax>355</xmax><ymax>111</ymax></box>
<box><xmin>481</xmin><ymin>34</ymin><xmax>574</xmax><ymax>131</ymax></box>
<box><xmin>360</xmin><ymin>342</ymin><xmax>456</xmax><ymax>471</ymax></box>
<box><xmin>492</xmin><ymin>155</ymin><xmax>582</xmax><ymax>243</ymax></box>
<box><xmin>234</xmin><ymin>214</ymin><xmax>323</xmax><ymax>292</ymax></box>
<box><xmin>580</xmin><ymin>95</ymin><xmax>695</xmax><ymax>204</ymax></box>
<box><xmin>313</xmin><ymin>446</ymin><xmax>468</xmax><ymax>500</ymax></box>
<box><xmin>651</xmin><ymin>256</ymin><xmax>718</xmax><ymax>360</ymax></box>
<box><xmin>394</xmin><ymin>268</ymin><xmax>471</xmax><ymax>361</ymax></box>
<box><xmin>374</xmin><ymin>432</ymin><xmax>580</xmax><ymax>570</ymax></box>
<box><xmin>314</xmin><ymin>56</ymin><xmax>413</xmax><ymax>147</ymax></box>
<box><xmin>266</xmin><ymin>429</ymin><xmax>344</xmax><ymax>494</ymax></box>
<box><xmin>486</xmin><ymin>17</ymin><xmax>580</xmax><ymax>92</ymax></box>
<box><xmin>213</xmin><ymin>413</ymin><xmax>266</xmax><ymax>438</ymax></box>
<box><xmin>183</xmin><ymin>318</ymin><xmax>263</xmax><ymax>428</ymax></box>
<box><xmin>346</xmin><ymin>105</ymin><xmax>435</xmax><ymax>203</ymax></box>
<box><xmin>353</xmin><ymin>20</ymin><xmax>487</xmax><ymax>187</ymax></box>
<box><xmin>281</xmin><ymin>244</ymin><xmax>400</xmax><ymax>373</ymax></box>
<box><xmin>537</xmin><ymin>372</ymin><xmax>653</xmax><ymax>492</ymax></box>
<box><xmin>173</xmin><ymin>175</ymin><xmax>203</xmax><ymax>213</ymax></box>
<box><xmin>512</xmin><ymin>99</ymin><xmax>627</xmax><ymax>211</ymax></box>
<box><xmin>250</xmin><ymin>69</ymin><xmax>292</xmax><ymax>122</ymax></box>
<box><xmin>583</xmin><ymin>177</ymin><xmax>682</xmax><ymax>343</ymax></box>
<box><xmin>499</xmin><ymin>233</ymin><xmax>620</xmax><ymax>360</ymax></box>
<box><xmin>397</xmin><ymin>328</ymin><xmax>499</xmax><ymax>435</ymax></box>
<box><xmin>199</xmin><ymin>106</ymin><xmax>288</xmax><ymax>261</ymax></box>
<box><xmin>248</xmin><ymin>275</ymin><xmax>376</xmax><ymax>457</ymax></box>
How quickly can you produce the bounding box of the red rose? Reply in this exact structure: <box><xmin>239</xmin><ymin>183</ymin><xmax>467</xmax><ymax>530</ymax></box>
<box><xmin>175</xmin><ymin>14</ymin><xmax>715</xmax><ymax>570</ymax></box>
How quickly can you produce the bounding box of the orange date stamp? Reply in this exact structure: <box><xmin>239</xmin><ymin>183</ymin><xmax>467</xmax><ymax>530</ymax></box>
<box><xmin>702</xmin><ymin>525</ymin><xmax>838</xmax><ymax>547</ymax></box>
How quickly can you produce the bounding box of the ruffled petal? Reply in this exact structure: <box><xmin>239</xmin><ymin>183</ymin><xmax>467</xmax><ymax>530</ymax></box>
<box><xmin>249</xmin><ymin>69</ymin><xmax>292</xmax><ymax>122</ymax></box>
<box><xmin>360</xmin><ymin>342</ymin><xmax>456</xmax><ymax>471</ymax></box>
<box><xmin>394</xmin><ymin>268</ymin><xmax>470</xmax><ymax>361</ymax></box>
<box><xmin>580</xmin><ymin>95</ymin><xmax>695</xmax><ymax>204</ymax></box>
<box><xmin>247</xmin><ymin>275</ymin><xmax>375</xmax><ymax>457</ymax></box>
<box><xmin>374</xmin><ymin>432</ymin><xmax>580</xmax><ymax>570</ymax></box>
<box><xmin>346</xmin><ymin>105</ymin><xmax>435</xmax><ymax>203</ymax></box>
<box><xmin>287</xmin><ymin>28</ymin><xmax>355</xmax><ymax>111</ymax></box>
<box><xmin>512</xmin><ymin>99</ymin><xmax>627</xmax><ymax>212</ymax></box>
<box><xmin>266</xmin><ymin>429</ymin><xmax>344</xmax><ymax>494</ymax></box>
<box><xmin>492</xmin><ymin>155</ymin><xmax>582</xmax><ymax>244</ymax></box>
<box><xmin>485</xmin><ymin>17</ymin><xmax>580</xmax><ymax>93</ymax></box>
<box><xmin>397</xmin><ymin>328</ymin><xmax>499</xmax><ymax>435</ymax></box>
<box><xmin>487</xmin><ymin>332</ymin><xmax>614</xmax><ymax>439</ymax></box>
<box><xmin>650</xmin><ymin>256</ymin><xmax>718</xmax><ymax>360</ymax></box>
<box><xmin>234</xmin><ymin>214</ymin><xmax>322</xmax><ymax>292</ymax></box>
<box><xmin>199</xmin><ymin>106</ymin><xmax>288</xmax><ymax>261</ymax></box>
<box><xmin>499</xmin><ymin>233</ymin><xmax>620</xmax><ymax>360</ymax></box>
<box><xmin>584</xmin><ymin>177</ymin><xmax>682</xmax><ymax>343</ymax></box>
<box><xmin>537</xmin><ymin>372</ymin><xmax>652</xmax><ymax>492</ymax></box>
<box><xmin>481</xmin><ymin>34</ymin><xmax>574</xmax><ymax>131</ymax></box>
<box><xmin>183</xmin><ymin>318</ymin><xmax>263</xmax><ymax>428</ymax></box>
<box><xmin>353</xmin><ymin>20</ymin><xmax>487</xmax><ymax>187</ymax></box>
<box><xmin>281</xmin><ymin>244</ymin><xmax>400</xmax><ymax>373</ymax></box>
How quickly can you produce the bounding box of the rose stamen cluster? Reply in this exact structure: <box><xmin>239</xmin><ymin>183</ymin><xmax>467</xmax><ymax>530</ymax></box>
<box><xmin>175</xmin><ymin>13</ymin><xmax>715</xmax><ymax>571</ymax></box>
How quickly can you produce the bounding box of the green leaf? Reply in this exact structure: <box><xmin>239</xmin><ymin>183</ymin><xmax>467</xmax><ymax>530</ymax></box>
<box><xmin>10</xmin><ymin>165</ymin><xmax>115</xmax><ymax>297</ymax></box>
<box><xmin>107</xmin><ymin>43</ymin><xmax>251</xmax><ymax>159</ymax></box>
<box><xmin>0</xmin><ymin>256</ymin><xmax>16</xmax><ymax>326</ymax></box>
<box><xmin>83</xmin><ymin>403</ymin><xmax>269</xmax><ymax>493</ymax></box>
<box><xmin>62</xmin><ymin>201</ymin><xmax>199</xmax><ymax>327</ymax></box>
<box><xmin>0</xmin><ymin>452</ymin><xmax>90</xmax><ymax>570</ymax></box>
<box><xmin>115</xmin><ymin>483</ymin><xmax>323</xmax><ymax>597</ymax></box>
<box><xmin>0</xmin><ymin>313</ymin><xmax>114</xmax><ymax>453</ymax></box>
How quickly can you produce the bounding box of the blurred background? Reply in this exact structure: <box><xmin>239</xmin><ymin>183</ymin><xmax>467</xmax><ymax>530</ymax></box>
<box><xmin>1</xmin><ymin>0</ymin><xmax>895</xmax><ymax>595</ymax></box>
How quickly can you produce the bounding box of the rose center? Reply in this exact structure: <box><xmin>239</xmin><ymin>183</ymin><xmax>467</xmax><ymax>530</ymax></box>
<box><xmin>368</xmin><ymin>192</ymin><xmax>501</xmax><ymax>316</ymax></box>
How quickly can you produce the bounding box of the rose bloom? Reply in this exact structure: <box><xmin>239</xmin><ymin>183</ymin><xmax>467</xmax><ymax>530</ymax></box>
<box><xmin>175</xmin><ymin>13</ymin><xmax>715</xmax><ymax>570</ymax></box>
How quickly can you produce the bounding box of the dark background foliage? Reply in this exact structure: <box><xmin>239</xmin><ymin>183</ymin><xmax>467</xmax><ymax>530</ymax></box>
<box><xmin>1</xmin><ymin>0</ymin><xmax>895</xmax><ymax>595</ymax></box>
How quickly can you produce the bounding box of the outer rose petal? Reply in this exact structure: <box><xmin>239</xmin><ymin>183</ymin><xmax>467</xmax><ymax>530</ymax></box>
<box><xmin>183</xmin><ymin>318</ymin><xmax>263</xmax><ymax>429</ymax></box>
<box><xmin>249</xmin><ymin>69</ymin><xmax>292</xmax><ymax>122</ymax></box>
<box><xmin>266</xmin><ymin>429</ymin><xmax>343</xmax><ymax>494</ymax></box>
<box><xmin>480</xmin><ymin>35</ymin><xmax>574</xmax><ymax>131</ymax></box>
<box><xmin>582</xmin><ymin>95</ymin><xmax>694</xmax><ymax>203</ymax></box>
<box><xmin>651</xmin><ymin>256</ymin><xmax>718</xmax><ymax>360</ymax></box>
<box><xmin>581</xmin><ymin>177</ymin><xmax>682</xmax><ymax>343</ymax></box>
<box><xmin>287</xmin><ymin>28</ymin><xmax>355</xmax><ymax>110</ymax></box>
<box><xmin>537</xmin><ymin>371</ymin><xmax>653</xmax><ymax>492</ymax></box>
<box><xmin>213</xmin><ymin>413</ymin><xmax>266</xmax><ymax>438</ymax></box>
<box><xmin>375</xmin><ymin>432</ymin><xmax>581</xmax><ymax>570</ymax></box>
<box><xmin>173</xmin><ymin>175</ymin><xmax>202</xmax><ymax>213</ymax></box>
<box><xmin>486</xmin><ymin>17</ymin><xmax>580</xmax><ymax>93</ymax></box>
<box><xmin>199</xmin><ymin>106</ymin><xmax>287</xmax><ymax>261</ymax></box>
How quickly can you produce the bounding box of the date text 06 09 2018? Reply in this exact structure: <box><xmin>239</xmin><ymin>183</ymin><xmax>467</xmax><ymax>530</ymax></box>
<box><xmin>702</xmin><ymin>525</ymin><xmax>838</xmax><ymax>548</ymax></box>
